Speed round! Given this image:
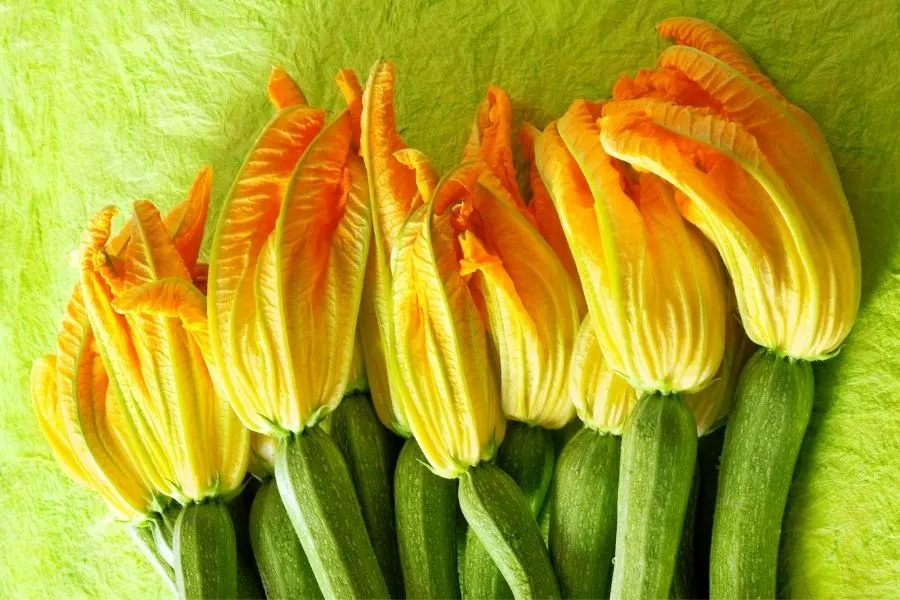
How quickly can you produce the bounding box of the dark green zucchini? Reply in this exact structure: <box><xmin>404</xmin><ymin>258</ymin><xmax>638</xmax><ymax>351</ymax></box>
<box><xmin>395</xmin><ymin>438</ymin><xmax>460</xmax><ymax>599</ymax></box>
<box><xmin>610</xmin><ymin>392</ymin><xmax>697</xmax><ymax>600</ymax></box>
<box><xmin>173</xmin><ymin>500</ymin><xmax>238</xmax><ymax>600</ymax></box>
<box><xmin>710</xmin><ymin>350</ymin><xmax>814</xmax><ymax>599</ymax></box>
<box><xmin>459</xmin><ymin>462</ymin><xmax>560</xmax><ymax>600</ymax></box>
<box><xmin>249</xmin><ymin>478</ymin><xmax>323</xmax><ymax>599</ymax></box>
<box><xmin>330</xmin><ymin>392</ymin><xmax>404</xmax><ymax>597</ymax></box>
<box><xmin>275</xmin><ymin>426</ymin><xmax>389</xmax><ymax>599</ymax></box>
<box><xmin>549</xmin><ymin>427</ymin><xmax>620</xmax><ymax>599</ymax></box>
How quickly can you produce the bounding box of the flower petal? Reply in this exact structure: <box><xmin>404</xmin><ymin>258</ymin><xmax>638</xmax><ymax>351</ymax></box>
<box><xmin>268</xmin><ymin>66</ymin><xmax>308</xmax><ymax>109</ymax></box>
<box><xmin>162</xmin><ymin>166</ymin><xmax>212</xmax><ymax>272</ymax></box>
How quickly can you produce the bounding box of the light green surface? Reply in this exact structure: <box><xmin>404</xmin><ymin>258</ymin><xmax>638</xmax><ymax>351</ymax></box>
<box><xmin>1</xmin><ymin>1</ymin><xmax>897</xmax><ymax>597</ymax></box>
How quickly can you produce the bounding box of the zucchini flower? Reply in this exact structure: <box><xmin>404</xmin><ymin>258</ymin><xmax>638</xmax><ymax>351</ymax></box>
<box><xmin>207</xmin><ymin>68</ymin><xmax>371</xmax><ymax>435</ymax></box>
<box><xmin>33</xmin><ymin>168</ymin><xmax>248</xmax><ymax>517</ymax></box>
<box><xmin>536</xmin><ymin>99</ymin><xmax>727</xmax><ymax>394</ymax></box>
<box><xmin>599</xmin><ymin>17</ymin><xmax>860</xmax><ymax>360</ymax></box>
<box><xmin>358</xmin><ymin>61</ymin><xmax>436</xmax><ymax>435</ymax></box>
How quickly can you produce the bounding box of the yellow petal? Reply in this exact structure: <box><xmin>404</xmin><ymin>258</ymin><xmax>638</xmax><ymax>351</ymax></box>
<box><xmin>538</xmin><ymin>101</ymin><xmax>726</xmax><ymax>393</ymax></box>
<box><xmin>394</xmin><ymin>148</ymin><xmax>437</xmax><ymax>205</ymax></box>
<box><xmin>392</xmin><ymin>166</ymin><xmax>505</xmax><ymax>478</ymax></box>
<box><xmin>268</xmin><ymin>66</ymin><xmax>308</xmax><ymax>109</ymax></box>
<box><xmin>459</xmin><ymin>172</ymin><xmax>579</xmax><ymax>428</ymax></box>
<box><xmin>358</xmin><ymin>61</ymin><xmax>421</xmax><ymax>433</ymax></box>
<box><xmin>253</xmin><ymin>110</ymin><xmax>371</xmax><ymax>431</ymax></box>
<box><xmin>209</xmin><ymin>104</ymin><xmax>326</xmax><ymax>433</ymax></box>
<box><xmin>31</xmin><ymin>354</ymin><xmax>94</xmax><ymax>488</ymax></box>
<box><xmin>162</xmin><ymin>166</ymin><xmax>212</xmax><ymax>272</ymax></box>
<box><xmin>568</xmin><ymin>315</ymin><xmax>637</xmax><ymax>434</ymax></box>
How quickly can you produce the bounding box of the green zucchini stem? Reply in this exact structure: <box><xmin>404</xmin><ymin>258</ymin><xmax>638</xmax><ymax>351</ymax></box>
<box><xmin>275</xmin><ymin>426</ymin><xmax>389</xmax><ymax>599</ymax></box>
<box><xmin>549</xmin><ymin>427</ymin><xmax>620</xmax><ymax>599</ymax></box>
<box><xmin>610</xmin><ymin>392</ymin><xmax>697</xmax><ymax>600</ymax></box>
<box><xmin>395</xmin><ymin>438</ymin><xmax>460</xmax><ymax>599</ymax></box>
<box><xmin>710</xmin><ymin>350</ymin><xmax>814</xmax><ymax>599</ymax></box>
<box><xmin>463</xmin><ymin>422</ymin><xmax>554</xmax><ymax>599</ymax></box>
<box><xmin>129</xmin><ymin>522</ymin><xmax>176</xmax><ymax>594</ymax></box>
<box><xmin>330</xmin><ymin>392</ymin><xmax>404</xmax><ymax>597</ymax></box>
<box><xmin>458</xmin><ymin>462</ymin><xmax>561</xmax><ymax>600</ymax></box>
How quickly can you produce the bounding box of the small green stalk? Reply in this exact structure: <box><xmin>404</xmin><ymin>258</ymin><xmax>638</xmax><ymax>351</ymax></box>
<box><xmin>610</xmin><ymin>392</ymin><xmax>697</xmax><ymax>600</ymax></box>
<box><xmin>463</xmin><ymin>422</ymin><xmax>554</xmax><ymax>599</ymax></box>
<box><xmin>174</xmin><ymin>500</ymin><xmax>238</xmax><ymax>600</ymax></box>
<box><xmin>549</xmin><ymin>427</ymin><xmax>620</xmax><ymax>599</ymax></box>
<box><xmin>710</xmin><ymin>350</ymin><xmax>814</xmax><ymax>599</ymax></box>
<box><xmin>395</xmin><ymin>438</ymin><xmax>460</xmax><ymax>599</ymax></box>
<box><xmin>458</xmin><ymin>462</ymin><xmax>561</xmax><ymax>600</ymax></box>
<box><xmin>129</xmin><ymin>522</ymin><xmax>176</xmax><ymax>594</ymax></box>
<box><xmin>249</xmin><ymin>479</ymin><xmax>323</xmax><ymax>599</ymax></box>
<box><xmin>330</xmin><ymin>392</ymin><xmax>404</xmax><ymax>597</ymax></box>
<box><xmin>275</xmin><ymin>426</ymin><xmax>389</xmax><ymax>599</ymax></box>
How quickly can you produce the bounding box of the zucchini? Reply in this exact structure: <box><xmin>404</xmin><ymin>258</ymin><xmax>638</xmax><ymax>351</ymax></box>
<box><xmin>694</xmin><ymin>427</ymin><xmax>726</xmax><ymax>599</ymax></box>
<box><xmin>249</xmin><ymin>478</ymin><xmax>323</xmax><ymax>599</ymax></box>
<box><xmin>458</xmin><ymin>462</ymin><xmax>561</xmax><ymax>600</ymax></box>
<box><xmin>227</xmin><ymin>479</ymin><xmax>266</xmax><ymax>599</ymax></box>
<box><xmin>395</xmin><ymin>439</ymin><xmax>460</xmax><ymax>599</ymax></box>
<box><xmin>610</xmin><ymin>393</ymin><xmax>697</xmax><ymax>600</ymax></box>
<box><xmin>463</xmin><ymin>422</ymin><xmax>554</xmax><ymax>599</ymax></box>
<box><xmin>710</xmin><ymin>350</ymin><xmax>814</xmax><ymax>599</ymax></box>
<box><xmin>330</xmin><ymin>392</ymin><xmax>404</xmax><ymax>597</ymax></box>
<box><xmin>549</xmin><ymin>427</ymin><xmax>619</xmax><ymax>599</ymax></box>
<box><xmin>173</xmin><ymin>500</ymin><xmax>238</xmax><ymax>600</ymax></box>
<box><xmin>275</xmin><ymin>426</ymin><xmax>389</xmax><ymax>599</ymax></box>
<box><xmin>670</xmin><ymin>464</ymin><xmax>699</xmax><ymax>599</ymax></box>
<box><xmin>129</xmin><ymin>522</ymin><xmax>176</xmax><ymax>594</ymax></box>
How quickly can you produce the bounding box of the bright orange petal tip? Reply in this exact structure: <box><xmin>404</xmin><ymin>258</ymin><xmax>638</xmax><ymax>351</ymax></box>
<box><xmin>268</xmin><ymin>66</ymin><xmax>308</xmax><ymax>109</ymax></box>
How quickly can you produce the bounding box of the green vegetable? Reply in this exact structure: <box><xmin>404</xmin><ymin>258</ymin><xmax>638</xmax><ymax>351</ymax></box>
<box><xmin>275</xmin><ymin>426</ymin><xmax>389</xmax><ymax>599</ymax></box>
<box><xmin>694</xmin><ymin>427</ymin><xmax>726</xmax><ymax>599</ymax></box>
<box><xmin>463</xmin><ymin>422</ymin><xmax>554</xmax><ymax>599</ymax></box>
<box><xmin>610</xmin><ymin>393</ymin><xmax>697</xmax><ymax>600</ymax></box>
<box><xmin>173</xmin><ymin>500</ymin><xmax>238</xmax><ymax>600</ymax></box>
<box><xmin>549</xmin><ymin>427</ymin><xmax>619</xmax><ymax>599</ymax></box>
<box><xmin>710</xmin><ymin>350</ymin><xmax>814</xmax><ymax>599</ymax></box>
<box><xmin>395</xmin><ymin>439</ymin><xmax>460</xmax><ymax>599</ymax></box>
<box><xmin>670</xmin><ymin>466</ymin><xmax>699</xmax><ymax>600</ymax></box>
<box><xmin>330</xmin><ymin>392</ymin><xmax>404</xmax><ymax>597</ymax></box>
<box><xmin>129</xmin><ymin>522</ymin><xmax>176</xmax><ymax>594</ymax></box>
<box><xmin>227</xmin><ymin>479</ymin><xmax>265</xmax><ymax>599</ymax></box>
<box><xmin>249</xmin><ymin>479</ymin><xmax>323</xmax><ymax>599</ymax></box>
<box><xmin>458</xmin><ymin>462</ymin><xmax>560</xmax><ymax>600</ymax></box>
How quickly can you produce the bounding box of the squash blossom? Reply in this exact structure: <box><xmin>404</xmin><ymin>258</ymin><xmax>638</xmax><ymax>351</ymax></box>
<box><xmin>536</xmin><ymin>99</ymin><xmax>727</xmax><ymax>395</ymax></box>
<box><xmin>207</xmin><ymin>67</ymin><xmax>371</xmax><ymax>435</ymax></box>
<box><xmin>595</xmin><ymin>19</ymin><xmax>861</xmax><ymax>599</ymax></box>
<box><xmin>599</xmin><ymin>18</ymin><xmax>860</xmax><ymax>360</ymax></box>
<box><xmin>358</xmin><ymin>61</ymin><xmax>437</xmax><ymax>435</ymax></box>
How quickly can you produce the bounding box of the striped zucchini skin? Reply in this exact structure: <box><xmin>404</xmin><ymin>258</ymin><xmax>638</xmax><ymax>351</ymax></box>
<box><xmin>174</xmin><ymin>500</ymin><xmax>238</xmax><ymax>600</ymax></box>
<box><xmin>249</xmin><ymin>478</ymin><xmax>323</xmax><ymax>599</ymax></box>
<box><xmin>463</xmin><ymin>423</ymin><xmax>554</xmax><ymax>599</ymax></box>
<box><xmin>275</xmin><ymin>426</ymin><xmax>390</xmax><ymax>599</ymax></box>
<box><xmin>395</xmin><ymin>439</ymin><xmax>460</xmax><ymax>599</ymax></box>
<box><xmin>710</xmin><ymin>351</ymin><xmax>814</xmax><ymax>599</ymax></box>
<box><xmin>330</xmin><ymin>392</ymin><xmax>404</xmax><ymax>597</ymax></box>
<box><xmin>459</xmin><ymin>462</ymin><xmax>561</xmax><ymax>600</ymax></box>
<box><xmin>610</xmin><ymin>393</ymin><xmax>697</xmax><ymax>600</ymax></box>
<box><xmin>670</xmin><ymin>465</ymin><xmax>699</xmax><ymax>599</ymax></box>
<box><xmin>549</xmin><ymin>427</ymin><xmax>620</xmax><ymax>599</ymax></box>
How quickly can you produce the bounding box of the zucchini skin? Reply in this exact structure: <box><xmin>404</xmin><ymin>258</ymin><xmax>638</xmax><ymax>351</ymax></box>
<box><xmin>463</xmin><ymin>422</ymin><xmax>554</xmax><ymax>599</ymax></box>
<box><xmin>249</xmin><ymin>478</ymin><xmax>323</xmax><ymax>599</ymax></box>
<box><xmin>394</xmin><ymin>439</ymin><xmax>461</xmax><ymax>599</ymax></box>
<box><xmin>610</xmin><ymin>393</ymin><xmax>697</xmax><ymax>600</ymax></box>
<box><xmin>549</xmin><ymin>427</ymin><xmax>620</xmax><ymax>599</ymax></box>
<box><xmin>275</xmin><ymin>426</ymin><xmax>390</xmax><ymax>599</ymax></box>
<box><xmin>330</xmin><ymin>392</ymin><xmax>404</xmax><ymax>598</ymax></box>
<box><xmin>174</xmin><ymin>500</ymin><xmax>238</xmax><ymax>600</ymax></box>
<box><xmin>459</xmin><ymin>462</ymin><xmax>561</xmax><ymax>600</ymax></box>
<box><xmin>670</xmin><ymin>464</ymin><xmax>699</xmax><ymax>600</ymax></box>
<box><xmin>710</xmin><ymin>350</ymin><xmax>814</xmax><ymax>599</ymax></box>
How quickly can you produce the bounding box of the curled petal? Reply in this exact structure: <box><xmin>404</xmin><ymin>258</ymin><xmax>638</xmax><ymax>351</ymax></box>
<box><xmin>568</xmin><ymin>316</ymin><xmax>637</xmax><ymax>435</ymax></box>
<box><xmin>163</xmin><ymin>166</ymin><xmax>212</xmax><ymax>272</ymax></box>
<box><xmin>336</xmin><ymin>68</ymin><xmax>363</xmax><ymax>146</ymax></box>
<box><xmin>268</xmin><ymin>66</ymin><xmax>308</xmax><ymax>109</ymax></box>
<box><xmin>394</xmin><ymin>148</ymin><xmax>437</xmax><ymax>205</ymax></box>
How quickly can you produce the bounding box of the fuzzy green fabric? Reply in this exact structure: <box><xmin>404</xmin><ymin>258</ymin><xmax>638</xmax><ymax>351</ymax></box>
<box><xmin>1</xmin><ymin>1</ymin><xmax>897</xmax><ymax>597</ymax></box>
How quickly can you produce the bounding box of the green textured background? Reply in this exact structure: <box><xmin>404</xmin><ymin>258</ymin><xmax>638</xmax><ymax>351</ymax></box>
<box><xmin>1</xmin><ymin>1</ymin><xmax>898</xmax><ymax>597</ymax></box>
